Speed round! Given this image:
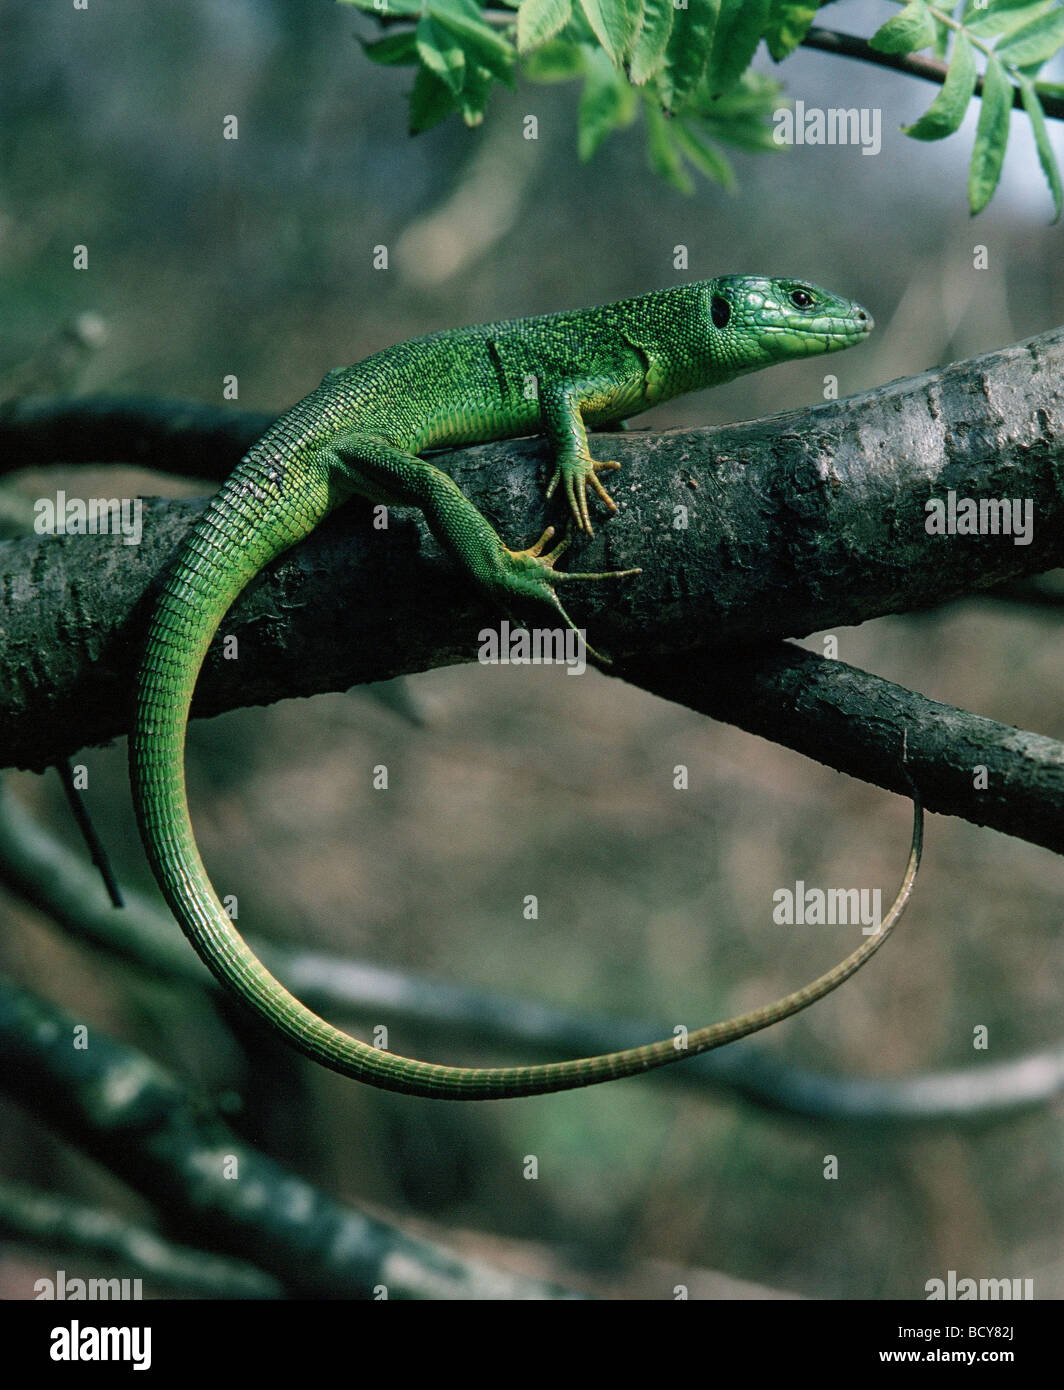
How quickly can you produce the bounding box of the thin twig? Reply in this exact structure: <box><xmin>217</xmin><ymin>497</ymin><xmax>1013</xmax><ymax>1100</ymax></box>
<box><xmin>53</xmin><ymin>758</ymin><xmax>124</xmax><ymax>908</ymax></box>
<box><xmin>802</xmin><ymin>25</ymin><xmax>1064</xmax><ymax>121</ymax></box>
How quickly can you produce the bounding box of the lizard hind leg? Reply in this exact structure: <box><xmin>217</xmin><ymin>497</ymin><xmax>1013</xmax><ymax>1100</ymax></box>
<box><xmin>331</xmin><ymin>435</ymin><xmax>640</xmax><ymax>662</ymax></box>
<box><xmin>502</xmin><ymin>524</ymin><xmax>641</xmax><ymax>666</ymax></box>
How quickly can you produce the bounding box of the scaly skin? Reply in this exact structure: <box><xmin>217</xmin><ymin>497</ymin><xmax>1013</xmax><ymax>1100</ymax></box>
<box><xmin>131</xmin><ymin>276</ymin><xmax>921</xmax><ymax>1099</ymax></box>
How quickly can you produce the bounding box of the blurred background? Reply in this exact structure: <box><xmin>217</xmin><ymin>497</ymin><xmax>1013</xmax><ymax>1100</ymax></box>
<box><xmin>0</xmin><ymin>0</ymin><xmax>1062</xmax><ymax>1299</ymax></box>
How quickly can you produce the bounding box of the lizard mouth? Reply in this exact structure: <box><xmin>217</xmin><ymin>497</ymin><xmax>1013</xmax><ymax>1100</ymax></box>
<box><xmin>758</xmin><ymin>315</ymin><xmax>873</xmax><ymax>355</ymax></box>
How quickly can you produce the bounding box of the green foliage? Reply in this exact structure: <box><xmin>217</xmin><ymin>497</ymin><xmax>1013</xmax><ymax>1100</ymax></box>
<box><xmin>628</xmin><ymin>0</ymin><xmax>673</xmax><ymax>84</ymax></box>
<box><xmin>765</xmin><ymin>0</ymin><xmax>826</xmax><ymax>62</ymax></box>
<box><xmin>869</xmin><ymin>1</ymin><xmax>938</xmax><ymax>56</ymax></box>
<box><xmin>579</xmin><ymin>0</ymin><xmax>642</xmax><ymax>65</ymax></box>
<box><xmin>657</xmin><ymin>0</ymin><xmax>721</xmax><ymax>114</ymax></box>
<box><xmin>578</xmin><ymin>46</ymin><xmax>637</xmax><ymax>159</ymax></box>
<box><xmin>1019</xmin><ymin>73</ymin><xmax>1063</xmax><ymax>216</ymax></box>
<box><xmin>868</xmin><ymin>0</ymin><xmax>1064</xmax><ymax>219</ymax></box>
<box><xmin>902</xmin><ymin>31</ymin><xmax>976</xmax><ymax>139</ymax></box>
<box><xmin>341</xmin><ymin>0</ymin><xmax>1064</xmax><ymax>217</ymax></box>
<box><xmin>708</xmin><ymin>0</ymin><xmax>773</xmax><ymax>99</ymax></box>
<box><xmin>516</xmin><ymin>0</ymin><xmax>572</xmax><ymax>53</ymax></box>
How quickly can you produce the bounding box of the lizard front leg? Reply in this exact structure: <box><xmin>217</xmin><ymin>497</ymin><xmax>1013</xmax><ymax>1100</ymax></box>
<box><xmin>540</xmin><ymin>376</ymin><xmax>636</xmax><ymax>535</ymax></box>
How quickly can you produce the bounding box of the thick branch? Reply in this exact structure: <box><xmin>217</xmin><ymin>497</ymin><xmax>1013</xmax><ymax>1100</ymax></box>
<box><xmin>2</xmin><ymin>330</ymin><xmax>1064</xmax><ymax>847</ymax></box>
<box><xmin>0</xmin><ymin>394</ymin><xmax>271</xmax><ymax>481</ymax></box>
<box><xmin>620</xmin><ymin>644</ymin><xmax>1064</xmax><ymax>856</ymax></box>
<box><xmin>0</xmin><ymin>973</ymin><xmax>582</xmax><ymax>1300</ymax></box>
<box><xmin>0</xmin><ymin>1182</ymin><xmax>281</xmax><ymax>1299</ymax></box>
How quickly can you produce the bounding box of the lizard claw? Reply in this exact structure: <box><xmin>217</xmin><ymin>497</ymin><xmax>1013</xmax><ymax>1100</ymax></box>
<box><xmin>546</xmin><ymin>456</ymin><xmax>622</xmax><ymax>535</ymax></box>
<box><xmin>495</xmin><ymin>524</ymin><xmax>640</xmax><ymax>664</ymax></box>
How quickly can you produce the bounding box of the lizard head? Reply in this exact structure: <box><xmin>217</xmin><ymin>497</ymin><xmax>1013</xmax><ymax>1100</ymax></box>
<box><xmin>706</xmin><ymin>276</ymin><xmax>873</xmax><ymax>373</ymax></box>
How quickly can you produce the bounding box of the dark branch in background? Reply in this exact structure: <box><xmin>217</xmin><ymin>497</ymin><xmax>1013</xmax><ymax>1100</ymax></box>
<box><xmin>980</xmin><ymin>573</ymin><xmax>1064</xmax><ymax>609</ymax></box>
<box><xmin>621</xmin><ymin>645</ymin><xmax>1064</xmax><ymax>857</ymax></box>
<box><xmin>802</xmin><ymin>26</ymin><xmax>1064</xmax><ymax>121</ymax></box>
<box><xmin>0</xmin><ymin>394</ymin><xmax>271</xmax><ymax>482</ymax></box>
<box><xmin>0</xmin><ymin>1181</ymin><xmax>281</xmax><ymax>1299</ymax></box>
<box><xmin>0</xmin><ymin>972</ymin><xmax>583</xmax><ymax>1300</ymax></box>
<box><xmin>2</xmin><ymin>783</ymin><xmax>1061</xmax><ymax>1124</ymax></box>
<box><xmin>2</xmin><ymin>330</ymin><xmax>1064</xmax><ymax>850</ymax></box>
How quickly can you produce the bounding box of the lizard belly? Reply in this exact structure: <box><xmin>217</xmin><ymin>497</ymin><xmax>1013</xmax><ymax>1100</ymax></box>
<box><xmin>413</xmin><ymin>397</ymin><xmax>540</xmax><ymax>453</ymax></box>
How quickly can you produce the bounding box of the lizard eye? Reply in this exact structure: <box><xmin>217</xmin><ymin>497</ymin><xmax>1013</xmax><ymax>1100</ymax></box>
<box><xmin>790</xmin><ymin>289</ymin><xmax>815</xmax><ymax>309</ymax></box>
<box><xmin>711</xmin><ymin>296</ymin><xmax>731</xmax><ymax>328</ymax></box>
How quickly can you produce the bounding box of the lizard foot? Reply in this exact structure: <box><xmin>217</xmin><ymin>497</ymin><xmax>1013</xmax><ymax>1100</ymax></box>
<box><xmin>545</xmin><ymin>455</ymin><xmax>622</xmax><ymax>535</ymax></box>
<box><xmin>497</xmin><ymin>525</ymin><xmax>640</xmax><ymax>664</ymax></box>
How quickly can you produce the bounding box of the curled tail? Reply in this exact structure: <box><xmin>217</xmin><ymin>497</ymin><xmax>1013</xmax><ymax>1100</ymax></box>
<box><xmin>132</xmin><ymin>458</ymin><xmax>923</xmax><ymax>1100</ymax></box>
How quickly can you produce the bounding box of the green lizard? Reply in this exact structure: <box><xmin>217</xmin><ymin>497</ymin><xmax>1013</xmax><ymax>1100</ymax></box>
<box><xmin>130</xmin><ymin>276</ymin><xmax>922</xmax><ymax>1099</ymax></box>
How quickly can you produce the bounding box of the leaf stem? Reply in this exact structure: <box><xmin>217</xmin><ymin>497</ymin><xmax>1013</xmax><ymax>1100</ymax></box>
<box><xmin>801</xmin><ymin>24</ymin><xmax>1064</xmax><ymax>120</ymax></box>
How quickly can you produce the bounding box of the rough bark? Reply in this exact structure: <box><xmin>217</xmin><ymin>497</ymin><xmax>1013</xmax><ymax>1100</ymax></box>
<box><xmin>0</xmin><ymin>329</ymin><xmax>1062</xmax><ymax>851</ymax></box>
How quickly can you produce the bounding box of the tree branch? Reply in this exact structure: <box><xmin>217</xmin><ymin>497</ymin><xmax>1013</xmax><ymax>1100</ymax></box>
<box><xmin>0</xmin><ymin>394</ymin><xmax>270</xmax><ymax>482</ymax></box>
<box><xmin>2</xmin><ymin>329</ymin><xmax>1063</xmax><ymax>850</ymax></box>
<box><xmin>0</xmin><ymin>1181</ymin><xmax>281</xmax><ymax>1299</ymax></box>
<box><xmin>3</xmin><ymin>781</ymin><xmax>1060</xmax><ymax>1124</ymax></box>
<box><xmin>802</xmin><ymin>26</ymin><xmax>1064</xmax><ymax>121</ymax></box>
<box><xmin>619</xmin><ymin>644</ymin><xmax>1064</xmax><ymax>856</ymax></box>
<box><xmin>0</xmin><ymin>972</ymin><xmax>584</xmax><ymax>1300</ymax></box>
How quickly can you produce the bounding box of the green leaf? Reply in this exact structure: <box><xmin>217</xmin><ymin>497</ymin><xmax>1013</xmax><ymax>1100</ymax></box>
<box><xmin>658</xmin><ymin>0</ymin><xmax>721</xmax><ymax>114</ymax></box>
<box><xmin>869</xmin><ymin>0</ymin><xmax>937</xmax><ymax>55</ymax></box>
<box><xmin>431</xmin><ymin>0</ymin><xmax>488</xmax><ymax>18</ymax></box>
<box><xmin>577</xmin><ymin>47</ymin><xmax>636</xmax><ymax>158</ymax></box>
<box><xmin>765</xmin><ymin>0</ymin><xmax>820</xmax><ymax>61</ymax></box>
<box><xmin>360</xmin><ymin>30</ymin><xmax>420</xmax><ymax>66</ymax></box>
<box><xmin>432</xmin><ymin>9</ymin><xmax>517</xmax><ymax>87</ymax></box>
<box><xmin>932</xmin><ymin>15</ymin><xmax>949</xmax><ymax>59</ymax></box>
<box><xmin>706</xmin><ymin>0</ymin><xmax>771</xmax><ymax>97</ymax></box>
<box><xmin>995</xmin><ymin>6</ymin><xmax>1064</xmax><ymax>67</ymax></box>
<box><xmin>522</xmin><ymin>37</ymin><xmax>587</xmax><ymax>80</ymax></box>
<box><xmin>579</xmin><ymin>0</ymin><xmax>642</xmax><ymax>66</ymax></box>
<box><xmin>689</xmin><ymin>71</ymin><xmax>784</xmax><ymax>149</ymax></box>
<box><xmin>409</xmin><ymin>65</ymin><xmax>460</xmax><ymax>133</ymax></box>
<box><xmin>968</xmin><ymin>51</ymin><xmax>1013</xmax><ymax>212</ymax></box>
<box><xmin>903</xmin><ymin>31</ymin><xmax>977</xmax><ymax>138</ymax></box>
<box><xmin>459</xmin><ymin>64</ymin><xmax>495</xmax><ymax>126</ymax></box>
<box><xmin>517</xmin><ymin>0</ymin><xmax>573</xmax><ymax>53</ymax></box>
<box><xmin>1018</xmin><ymin>74</ymin><xmax>1063</xmax><ymax>219</ymax></box>
<box><xmin>963</xmin><ymin>1</ymin><xmax>1055</xmax><ymax>41</ymax></box>
<box><xmin>673</xmin><ymin>121</ymin><xmax>737</xmax><ymax>189</ymax></box>
<box><xmin>339</xmin><ymin>0</ymin><xmax>422</xmax><ymax>14</ymax></box>
<box><xmin>417</xmin><ymin>14</ymin><xmax>466</xmax><ymax>93</ymax></box>
<box><xmin>629</xmin><ymin>0</ymin><xmax>675</xmax><ymax>84</ymax></box>
<box><xmin>644</xmin><ymin>99</ymin><xmax>693</xmax><ymax>192</ymax></box>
